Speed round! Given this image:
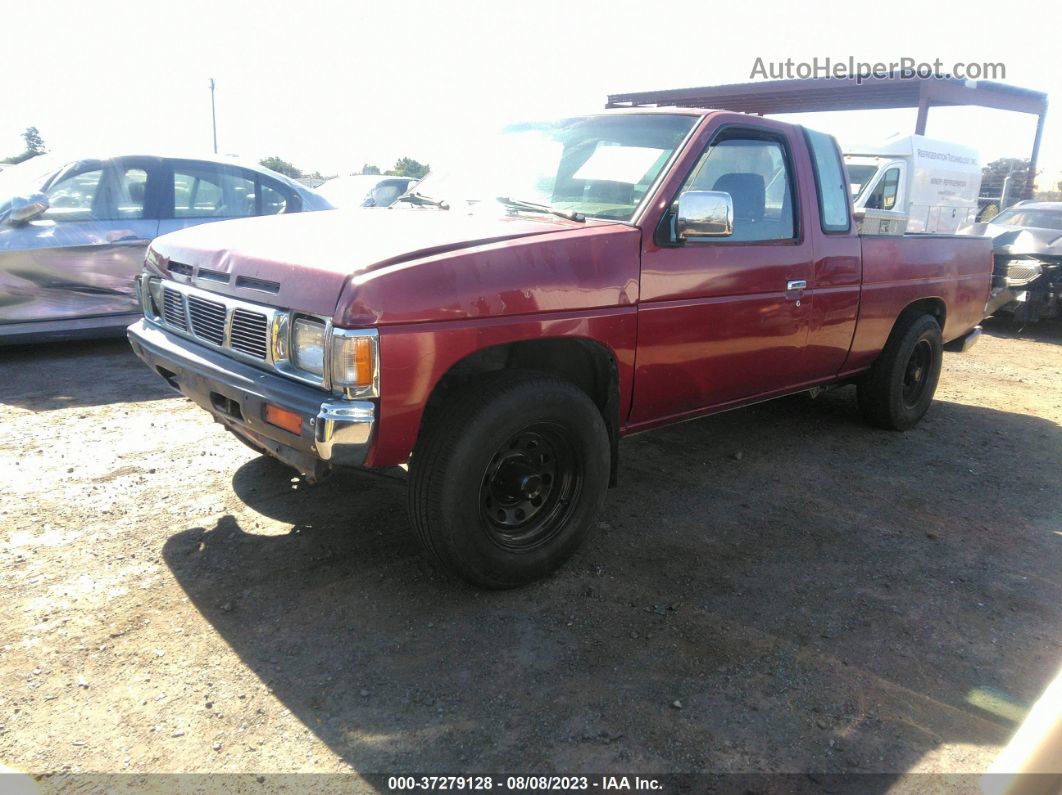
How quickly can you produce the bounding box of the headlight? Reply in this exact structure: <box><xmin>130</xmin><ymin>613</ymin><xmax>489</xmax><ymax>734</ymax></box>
<box><xmin>1001</xmin><ymin>258</ymin><xmax>1043</xmax><ymax>287</ymax></box>
<box><xmin>331</xmin><ymin>331</ymin><xmax>377</xmax><ymax>394</ymax></box>
<box><xmin>292</xmin><ymin>317</ymin><xmax>326</xmax><ymax>376</ymax></box>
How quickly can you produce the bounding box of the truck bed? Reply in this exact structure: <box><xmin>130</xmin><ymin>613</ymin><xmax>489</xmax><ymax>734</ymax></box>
<box><xmin>844</xmin><ymin>234</ymin><xmax>992</xmax><ymax>374</ymax></box>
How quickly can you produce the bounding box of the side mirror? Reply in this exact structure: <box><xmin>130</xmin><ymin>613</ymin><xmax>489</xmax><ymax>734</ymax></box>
<box><xmin>2</xmin><ymin>193</ymin><xmax>50</xmax><ymax>226</ymax></box>
<box><xmin>674</xmin><ymin>190</ymin><xmax>733</xmax><ymax>240</ymax></box>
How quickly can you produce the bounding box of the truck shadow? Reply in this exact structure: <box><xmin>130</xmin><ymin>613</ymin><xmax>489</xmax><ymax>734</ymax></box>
<box><xmin>982</xmin><ymin>315</ymin><xmax>1062</xmax><ymax>344</ymax></box>
<box><xmin>0</xmin><ymin>337</ymin><xmax>173</xmax><ymax>411</ymax></box>
<box><xmin>162</xmin><ymin>390</ymin><xmax>1062</xmax><ymax>785</ymax></box>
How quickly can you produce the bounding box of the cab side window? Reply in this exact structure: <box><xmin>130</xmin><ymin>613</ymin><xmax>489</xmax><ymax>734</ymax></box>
<box><xmin>44</xmin><ymin>168</ymin><xmax>105</xmax><ymax>222</ymax></box>
<box><xmin>118</xmin><ymin>167</ymin><xmax>148</xmax><ymax>219</ymax></box>
<box><xmin>804</xmin><ymin>129</ymin><xmax>851</xmax><ymax>232</ymax></box>
<box><xmin>866</xmin><ymin>167</ymin><xmax>900</xmax><ymax>211</ymax></box>
<box><xmin>44</xmin><ymin>162</ymin><xmax>148</xmax><ymax>222</ymax></box>
<box><xmin>681</xmin><ymin>137</ymin><xmax>795</xmax><ymax>242</ymax></box>
<box><xmin>259</xmin><ymin>180</ymin><xmax>288</xmax><ymax>215</ymax></box>
<box><xmin>173</xmin><ymin>164</ymin><xmax>256</xmax><ymax>218</ymax></box>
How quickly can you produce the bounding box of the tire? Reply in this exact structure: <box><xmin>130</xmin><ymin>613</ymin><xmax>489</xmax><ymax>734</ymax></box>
<box><xmin>408</xmin><ymin>371</ymin><xmax>610</xmax><ymax>589</ymax></box>
<box><xmin>857</xmin><ymin>313</ymin><xmax>943</xmax><ymax>430</ymax></box>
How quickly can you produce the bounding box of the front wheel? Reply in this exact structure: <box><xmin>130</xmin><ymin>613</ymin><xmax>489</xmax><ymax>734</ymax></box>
<box><xmin>408</xmin><ymin>372</ymin><xmax>610</xmax><ymax>588</ymax></box>
<box><xmin>857</xmin><ymin>313</ymin><xmax>943</xmax><ymax>430</ymax></box>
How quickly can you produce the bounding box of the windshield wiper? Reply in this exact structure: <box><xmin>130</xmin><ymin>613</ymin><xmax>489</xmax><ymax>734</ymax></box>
<box><xmin>397</xmin><ymin>191</ymin><xmax>449</xmax><ymax>209</ymax></box>
<box><xmin>497</xmin><ymin>196</ymin><xmax>585</xmax><ymax>223</ymax></box>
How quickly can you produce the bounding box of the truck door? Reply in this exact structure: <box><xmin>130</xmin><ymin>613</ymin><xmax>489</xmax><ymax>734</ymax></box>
<box><xmin>631</xmin><ymin>120</ymin><xmax>814</xmax><ymax>425</ymax></box>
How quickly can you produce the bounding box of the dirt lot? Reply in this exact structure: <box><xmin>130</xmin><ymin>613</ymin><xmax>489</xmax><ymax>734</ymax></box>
<box><xmin>1</xmin><ymin>319</ymin><xmax>1060</xmax><ymax>789</ymax></box>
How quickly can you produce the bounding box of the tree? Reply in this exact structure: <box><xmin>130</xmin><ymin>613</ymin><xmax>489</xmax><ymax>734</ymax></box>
<box><xmin>357</xmin><ymin>164</ymin><xmax>381</xmax><ymax>175</ymax></box>
<box><xmin>386</xmin><ymin>157</ymin><xmax>429</xmax><ymax>179</ymax></box>
<box><xmin>2</xmin><ymin>126</ymin><xmax>47</xmax><ymax>164</ymax></box>
<box><xmin>259</xmin><ymin>156</ymin><xmax>302</xmax><ymax>179</ymax></box>
<box><xmin>22</xmin><ymin>127</ymin><xmax>45</xmax><ymax>156</ymax></box>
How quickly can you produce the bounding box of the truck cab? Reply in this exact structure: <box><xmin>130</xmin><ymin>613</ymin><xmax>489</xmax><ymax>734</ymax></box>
<box><xmin>128</xmin><ymin>110</ymin><xmax>991</xmax><ymax>588</ymax></box>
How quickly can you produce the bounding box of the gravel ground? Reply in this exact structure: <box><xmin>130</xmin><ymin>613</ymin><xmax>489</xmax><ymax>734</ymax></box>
<box><xmin>0</xmin><ymin>318</ymin><xmax>1059</xmax><ymax>790</ymax></box>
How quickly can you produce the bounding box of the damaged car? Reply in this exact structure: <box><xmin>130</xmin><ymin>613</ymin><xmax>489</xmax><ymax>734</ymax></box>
<box><xmin>961</xmin><ymin>201</ymin><xmax>1062</xmax><ymax>323</ymax></box>
<box><xmin>0</xmin><ymin>154</ymin><xmax>332</xmax><ymax>344</ymax></box>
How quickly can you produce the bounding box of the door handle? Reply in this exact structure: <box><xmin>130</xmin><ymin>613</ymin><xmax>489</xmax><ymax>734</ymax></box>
<box><xmin>786</xmin><ymin>280</ymin><xmax>807</xmax><ymax>291</ymax></box>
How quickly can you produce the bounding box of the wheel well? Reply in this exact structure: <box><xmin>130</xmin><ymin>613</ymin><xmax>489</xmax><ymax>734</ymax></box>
<box><xmin>899</xmin><ymin>298</ymin><xmax>947</xmax><ymax>332</ymax></box>
<box><xmin>420</xmin><ymin>337</ymin><xmax>621</xmax><ymax>485</ymax></box>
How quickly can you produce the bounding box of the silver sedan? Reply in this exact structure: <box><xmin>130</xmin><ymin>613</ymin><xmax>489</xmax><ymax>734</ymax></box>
<box><xmin>0</xmin><ymin>153</ymin><xmax>333</xmax><ymax>344</ymax></box>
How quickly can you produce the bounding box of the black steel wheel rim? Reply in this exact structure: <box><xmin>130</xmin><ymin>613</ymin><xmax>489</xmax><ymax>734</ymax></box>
<box><xmin>902</xmin><ymin>339</ymin><xmax>932</xmax><ymax>408</ymax></box>
<box><xmin>479</xmin><ymin>422</ymin><xmax>582</xmax><ymax>551</ymax></box>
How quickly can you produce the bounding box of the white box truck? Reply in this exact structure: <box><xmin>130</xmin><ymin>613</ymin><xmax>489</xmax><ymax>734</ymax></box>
<box><xmin>845</xmin><ymin>135</ymin><xmax>982</xmax><ymax>234</ymax></box>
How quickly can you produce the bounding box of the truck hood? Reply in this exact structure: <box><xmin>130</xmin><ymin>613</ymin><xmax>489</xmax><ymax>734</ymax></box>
<box><xmin>148</xmin><ymin>209</ymin><xmax>590</xmax><ymax>317</ymax></box>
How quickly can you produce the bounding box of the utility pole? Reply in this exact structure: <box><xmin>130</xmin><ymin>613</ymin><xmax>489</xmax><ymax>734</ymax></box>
<box><xmin>209</xmin><ymin>78</ymin><xmax>218</xmax><ymax>154</ymax></box>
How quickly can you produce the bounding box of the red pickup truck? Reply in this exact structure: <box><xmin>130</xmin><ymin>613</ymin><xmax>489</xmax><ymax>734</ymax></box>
<box><xmin>128</xmin><ymin>110</ymin><xmax>991</xmax><ymax>587</ymax></box>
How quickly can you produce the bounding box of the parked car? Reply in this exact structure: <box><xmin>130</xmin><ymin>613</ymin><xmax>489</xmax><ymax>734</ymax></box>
<box><xmin>128</xmin><ymin>110</ymin><xmax>991</xmax><ymax>588</ymax></box>
<box><xmin>959</xmin><ymin>201</ymin><xmax>1062</xmax><ymax>322</ymax></box>
<box><xmin>0</xmin><ymin>153</ymin><xmax>333</xmax><ymax>343</ymax></box>
<box><xmin>316</xmin><ymin>174</ymin><xmax>418</xmax><ymax>208</ymax></box>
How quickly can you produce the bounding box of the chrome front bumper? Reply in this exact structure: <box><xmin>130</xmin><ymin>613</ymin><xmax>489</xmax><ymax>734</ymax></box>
<box><xmin>128</xmin><ymin>319</ymin><xmax>375</xmax><ymax>479</ymax></box>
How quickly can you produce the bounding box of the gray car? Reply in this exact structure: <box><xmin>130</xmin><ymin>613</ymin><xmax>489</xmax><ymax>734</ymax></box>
<box><xmin>0</xmin><ymin>153</ymin><xmax>333</xmax><ymax>344</ymax></box>
<box><xmin>960</xmin><ymin>201</ymin><xmax>1062</xmax><ymax>323</ymax></box>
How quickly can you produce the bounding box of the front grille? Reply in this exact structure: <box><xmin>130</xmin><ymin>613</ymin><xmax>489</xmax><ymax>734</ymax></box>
<box><xmin>147</xmin><ymin>280</ymin><xmax>336</xmax><ymax>389</ymax></box>
<box><xmin>187</xmin><ymin>294</ymin><xmax>227</xmax><ymax>345</ymax></box>
<box><xmin>162</xmin><ymin>288</ymin><xmax>187</xmax><ymax>330</ymax></box>
<box><xmin>229</xmin><ymin>308</ymin><xmax>269</xmax><ymax>359</ymax></box>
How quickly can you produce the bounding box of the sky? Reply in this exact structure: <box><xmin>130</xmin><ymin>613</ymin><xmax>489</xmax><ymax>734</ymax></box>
<box><xmin>4</xmin><ymin>0</ymin><xmax>1058</xmax><ymax>188</ymax></box>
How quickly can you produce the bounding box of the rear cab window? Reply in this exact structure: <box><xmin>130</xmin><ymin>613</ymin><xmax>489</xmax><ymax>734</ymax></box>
<box><xmin>804</xmin><ymin>128</ymin><xmax>851</xmax><ymax>233</ymax></box>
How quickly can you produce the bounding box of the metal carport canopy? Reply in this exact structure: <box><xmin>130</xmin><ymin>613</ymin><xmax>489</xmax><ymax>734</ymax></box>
<box><xmin>606</xmin><ymin>76</ymin><xmax>1048</xmax><ymax>197</ymax></box>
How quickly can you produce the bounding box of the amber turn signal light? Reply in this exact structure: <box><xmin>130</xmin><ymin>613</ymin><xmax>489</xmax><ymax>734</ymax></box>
<box><xmin>263</xmin><ymin>404</ymin><xmax>303</xmax><ymax>435</ymax></box>
<box><xmin>332</xmin><ymin>335</ymin><xmax>374</xmax><ymax>388</ymax></box>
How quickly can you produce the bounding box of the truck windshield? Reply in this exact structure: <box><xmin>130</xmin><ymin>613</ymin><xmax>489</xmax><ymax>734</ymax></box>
<box><xmin>407</xmin><ymin>114</ymin><xmax>697</xmax><ymax>222</ymax></box>
<box><xmin>847</xmin><ymin>164</ymin><xmax>879</xmax><ymax>199</ymax></box>
<box><xmin>990</xmin><ymin>208</ymin><xmax>1062</xmax><ymax>231</ymax></box>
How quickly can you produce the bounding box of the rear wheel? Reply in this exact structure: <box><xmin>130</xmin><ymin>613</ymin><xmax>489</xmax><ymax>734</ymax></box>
<box><xmin>857</xmin><ymin>313</ymin><xmax>943</xmax><ymax>430</ymax></box>
<box><xmin>409</xmin><ymin>371</ymin><xmax>610</xmax><ymax>588</ymax></box>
